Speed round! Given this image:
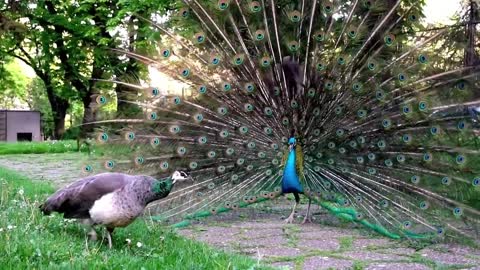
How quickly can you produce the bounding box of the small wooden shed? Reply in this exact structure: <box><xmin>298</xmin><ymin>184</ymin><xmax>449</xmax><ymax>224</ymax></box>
<box><xmin>0</xmin><ymin>110</ymin><xmax>42</xmax><ymax>142</ymax></box>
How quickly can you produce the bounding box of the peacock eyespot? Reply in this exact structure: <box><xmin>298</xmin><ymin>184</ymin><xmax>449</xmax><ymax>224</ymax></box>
<box><xmin>261</xmin><ymin>58</ymin><xmax>271</xmax><ymax>67</ymax></box>
<box><xmin>271</xmin><ymin>143</ymin><xmax>279</xmax><ymax>150</ymax></box>
<box><xmin>96</xmin><ymin>95</ymin><xmax>107</xmax><ymax>105</ymax></box>
<box><xmin>195</xmin><ymin>33</ymin><xmax>205</xmax><ymax>43</ymax></box>
<box><xmin>264</xmin><ymin>127</ymin><xmax>273</xmax><ymax>135</ymax></box>
<box><xmin>220</xmin><ymin>130</ymin><xmax>229</xmax><ymax>138</ymax></box>
<box><xmin>350</xmin><ymin>141</ymin><xmax>357</xmax><ymax>148</ymax></box>
<box><xmin>148</xmin><ymin>112</ymin><xmax>157</xmax><ymax>120</ymax></box>
<box><xmin>315</xmin><ymin>32</ymin><xmax>325</xmax><ymax>42</ymax></box>
<box><xmin>151</xmin><ymin>137</ymin><xmax>160</xmax><ymax>146</ymax></box>
<box><xmin>339</xmin><ymin>147</ymin><xmax>346</xmax><ymax>154</ymax></box>
<box><xmin>357</xmin><ymin>157</ymin><xmax>364</xmax><ymax>164</ymax></box>
<box><xmin>244</xmin><ymin>103</ymin><xmax>254</xmax><ymax>112</ymax></box>
<box><xmin>363</xmin><ymin>0</ymin><xmax>372</xmax><ymax>8</ymax></box>
<box><xmin>403</xmin><ymin>221</ymin><xmax>412</xmax><ymax>229</ymax></box>
<box><xmin>402</xmin><ymin>134</ymin><xmax>411</xmax><ymax>143</ymax></box>
<box><xmin>258</xmin><ymin>152</ymin><xmax>266</xmax><ymax>158</ymax></box>
<box><xmin>211</xmin><ymin>57</ymin><xmax>220</xmax><ymax>65</ymax></box>
<box><xmin>250</xmin><ymin>1</ymin><xmax>261</xmax><ymax>12</ymax></box>
<box><xmin>289</xmin><ymin>11</ymin><xmax>301</xmax><ymax>23</ymax></box>
<box><xmin>313</xmin><ymin>107</ymin><xmax>321</xmax><ymax>116</ymax></box>
<box><xmin>453</xmin><ymin>207</ymin><xmax>463</xmax><ymax>217</ymax></box>
<box><xmin>398</xmin><ymin>73</ymin><xmax>406</xmax><ymax>81</ymax></box>
<box><xmin>245</xmin><ymin>83</ymin><xmax>255</xmax><ymax>93</ymax></box>
<box><xmin>135</xmin><ymin>156</ymin><xmax>144</xmax><ymax>165</ymax></box>
<box><xmin>170</xmin><ymin>125</ymin><xmax>181</xmax><ymax>134</ymax></box>
<box><xmin>368</xmin><ymin>153</ymin><xmax>376</xmax><ymax>160</ymax></box>
<box><xmin>324</xmin><ymin>5</ymin><xmax>332</xmax><ymax>13</ymax></box>
<box><xmin>411</xmin><ymin>175</ymin><xmax>420</xmax><ymax>184</ymax></box>
<box><xmin>198</xmin><ymin>136</ymin><xmax>207</xmax><ymax>144</ymax></box>
<box><xmin>473</xmin><ymin>177</ymin><xmax>480</xmax><ymax>186</ymax></box>
<box><xmin>217</xmin><ymin>166</ymin><xmax>225</xmax><ymax>173</ymax></box>
<box><xmin>218</xmin><ymin>0</ymin><xmax>229</xmax><ymax>10</ymax></box>
<box><xmin>352</xmin><ymin>83</ymin><xmax>362</xmax><ymax>92</ymax></box>
<box><xmin>419</xmin><ymin>201</ymin><xmax>429</xmax><ymax>210</ymax></box>
<box><xmin>194</xmin><ymin>114</ymin><xmax>204</xmax><ymax>122</ymax></box>
<box><xmin>348</xmin><ymin>30</ymin><xmax>357</xmax><ymax>38</ymax></box>
<box><xmin>177</xmin><ymin>147</ymin><xmax>187</xmax><ymax>155</ymax></box>
<box><xmin>161</xmin><ymin>161</ymin><xmax>169</xmax><ymax>170</ymax></box>
<box><xmin>226</xmin><ymin>148</ymin><xmax>235</xmax><ymax>155</ymax></box>
<box><xmin>218</xmin><ymin>107</ymin><xmax>228</xmax><ymax>115</ymax></box>
<box><xmin>316</xmin><ymin>63</ymin><xmax>325</xmax><ymax>71</ymax></box>
<box><xmin>337</xmin><ymin>57</ymin><xmax>345</xmax><ymax>65</ymax></box>
<box><xmin>126</xmin><ymin>132</ymin><xmax>135</xmax><ymax>141</ymax></box>
<box><xmin>264</xmin><ymin>107</ymin><xmax>273</xmax><ymax>116</ymax></box>
<box><xmin>437</xmin><ymin>227</ymin><xmax>445</xmax><ymax>236</ymax></box>
<box><xmin>335</xmin><ymin>106</ymin><xmax>342</xmax><ymax>114</ymax></box>
<box><xmin>223</xmin><ymin>83</ymin><xmax>231</xmax><ymax>91</ymax></box>
<box><xmin>239</xmin><ymin>126</ymin><xmax>249</xmax><ymax>134</ymax></box>
<box><xmin>207</xmin><ymin>151</ymin><xmax>216</xmax><ymax>158</ymax></box>
<box><xmin>457</xmin><ymin>121</ymin><xmax>466</xmax><ymax>130</ymax></box>
<box><xmin>198</xmin><ymin>85</ymin><xmax>207</xmax><ymax>94</ymax></box>
<box><xmin>328</xmin><ymin>159</ymin><xmax>335</xmax><ymax>165</ymax></box>
<box><xmin>336</xmin><ymin>129</ymin><xmax>345</xmax><ymax>137</ymax></box>
<box><xmin>282</xmin><ymin>118</ymin><xmax>289</xmax><ymax>125</ymax></box>
<box><xmin>442</xmin><ymin>176</ymin><xmax>451</xmax><ymax>185</ymax></box>
<box><xmin>98</xmin><ymin>132</ymin><xmax>109</xmax><ymax>142</ymax></box>
<box><xmin>430</xmin><ymin>126</ymin><xmax>439</xmax><ymax>135</ymax></box>
<box><xmin>357</xmin><ymin>109</ymin><xmax>367</xmax><ymax>118</ymax></box>
<box><xmin>385</xmin><ymin>159</ymin><xmax>393</xmax><ymax>167</ymax></box>
<box><xmin>409</xmin><ymin>14</ymin><xmax>418</xmax><ymax>21</ymax></box>
<box><xmin>456</xmin><ymin>155</ymin><xmax>466</xmax><ymax>164</ymax></box>
<box><xmin>418</xmin><ymin>54</ymin><xmax>428</xmax><ymax>64</ymax></box>
<box><xmin>368</xmin><ymin>168</ymin><xmax>376</xmax><ymax>175</ymax></box>
<box><xmin>151</xmin><ymin>87</ymin><xmax>160</xmax><ymax>96</ymax></box>
<box><xmin>173</xmin><ymin>97</ymin><xmax>181</xmax><ymax>105</ymax></box>
<box><xmin>368</xmin><ymin>62</ymin><xmax>376</xmax><ymax>70</ymax></box>
<box><xmin>418</xmin><ymin>101</ymin><xmax>428</xmax><ymax>111</ymax></box>
<box><xmin>402</xmin><ymin>105</ymin><xmax>411</xmax><ymax>114</ymax></box>
<box><xmin>456</xmin><ymin>81</ymin><xmax>466</xmax><ymax>90</ymax></box>
<box><xmin>161</xmin><ymin>49</ymin><xmax>171</xmax><ymax>58</ymax></box>
<box><xmin>423</xmin><ymin>153</ymin><xmax>432</xmax><ymax>162</ymax></box>
<box><xmin>255</xmin><ymin>31</ymin><xmax>265</xmax><ymax>41</ymax></box>
<box><xmin>247</xmin><ymin>141</ymin><xmax>256</xmax><ymax>149</ymax></box>
<box><xmin>324</xmin><ymin>81</ymin><xmax>334</xmax><ymax>91</ymax></box>
<box><xmin>180</xmin><ymin>68</ymin><xmax>190</xmax><ymax>78</ymax></box>
<box><xmin>384</xmin><ymin>34</ymin><xmax>395</xmax><ymax>46</ymax></box>
<box><xmin>104</xmin><ymin>160</ymin><xmax>115</xmax><ymax>169</ymax></box>
<box><xmin>265</xmin><ymin>169</ymin><xmax>272</xmax><ymax>176</ymax></box>
<box><xmin>233</xmin><ymin>55</ymin><xmax>244</xmax><ymax>65</ymax></box>
<box><xmin>383</xmin><ymin>119</ymin><xmax>392</xmax><ymax>128</ymax></box>
<box><xmin>380</xmin><ymin>200</ymin><xmax>389</xmax><ymax>208</ymax></box>
<box><xmin>83</xmin><ymin>165</ymin><xmax>93</xmax><ymax>173</ymax></box>
<box><xmin>328</xmin><ymin>142</ymin><xmax>336</xmax><ymax>149</ymax></box>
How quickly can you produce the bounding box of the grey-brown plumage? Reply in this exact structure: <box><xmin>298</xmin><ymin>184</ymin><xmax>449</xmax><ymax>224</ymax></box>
<box><xmin>40</xmin><ymin>171</ymin><xmax>192</xmax><ymax>248</ymax></box>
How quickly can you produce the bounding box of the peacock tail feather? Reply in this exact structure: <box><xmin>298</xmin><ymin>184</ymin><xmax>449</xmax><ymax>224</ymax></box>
<box><xmin>84</xmin><ymin>0</ymin><xmax>480</xmax><ymax>241</ymax></box>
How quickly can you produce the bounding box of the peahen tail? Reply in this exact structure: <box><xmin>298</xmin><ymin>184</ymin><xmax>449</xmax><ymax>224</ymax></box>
<box><xmin>83</xmin><ymin>1</ymin><xmax>480</xmax><ymax>241</ymax></box>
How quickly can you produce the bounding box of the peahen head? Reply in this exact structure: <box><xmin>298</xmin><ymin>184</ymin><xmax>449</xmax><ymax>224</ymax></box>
<box><xmin>172</xmin><ymin>170</ymin><xmax>193</xmax><ymax>184</ymax></box>
<box><xmin>288</xmin><ymin>137</ymin><xmax>296</xmax><ymax>151</ymax></box>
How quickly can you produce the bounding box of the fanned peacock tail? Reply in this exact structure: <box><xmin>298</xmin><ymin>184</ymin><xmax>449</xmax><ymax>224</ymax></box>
<box><xmin>84</xmin><ymin>0</ymin><xmax>480</xmax><ymax>241</ymax></box>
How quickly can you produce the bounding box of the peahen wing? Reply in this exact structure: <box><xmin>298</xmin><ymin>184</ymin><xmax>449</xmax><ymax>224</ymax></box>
<box><xmin>84</xmin><ymin>0</ymin><xmax>480</xmax><ymax>239</ymax></box>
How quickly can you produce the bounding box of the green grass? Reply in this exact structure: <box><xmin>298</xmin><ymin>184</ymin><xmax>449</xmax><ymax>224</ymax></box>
<box><xmin>0</xmin><ymin>140</ymin><xmax>90</xmax><ymax>155</ymax></box>
<box><xmin>0</xmin><ymin>167</ymin><xmax>270</xmax><ymax>269</ymax></box>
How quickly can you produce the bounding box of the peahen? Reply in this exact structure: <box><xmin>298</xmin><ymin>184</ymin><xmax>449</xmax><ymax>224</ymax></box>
<box><xmin>40</xmin><ymin>171</ymin><xmax>192</xmax><ymax>248</ymax></box>
<box><xmin>84</xmin><ymin>0</ymin><xmax>480</xmax><ymax>241</ymax></box>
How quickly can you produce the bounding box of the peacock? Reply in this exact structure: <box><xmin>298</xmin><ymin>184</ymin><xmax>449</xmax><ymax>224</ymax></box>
<box><xmin>40</xmin><ymin>171</ymin><xmax>192</xmax><ymax>248</ymax></box>
<box><xmin>84</xmin><ymin>0</ymin><xmax>480</xmax><ymax>242</ymax></box>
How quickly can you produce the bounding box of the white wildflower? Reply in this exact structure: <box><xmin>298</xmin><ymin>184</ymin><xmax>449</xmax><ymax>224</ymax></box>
<box><xmin>7</xmin><ymin>225</ymin><xmax>14</xmax><ymax>230</ymax></box>
<box><xmin>0</xmin><ymin>228</ymin><xmax>3</xmax><ymax>232</ymax></box>
<box><xmin>126</xmin><ymin>238</ymin><xmax>131</xmax><ymax>245</ymax></box>
<box><xmin>136</xmin><ymin>242</ymin><xmax>143</xmax><ymax>248</ymax></box>
<box><xmin>18</xmin><ymin>188</ymin><xmax>24</xmax><ymax>196</ymax></box>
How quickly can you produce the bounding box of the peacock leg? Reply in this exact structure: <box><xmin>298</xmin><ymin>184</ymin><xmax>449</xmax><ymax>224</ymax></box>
<box><xmin>81</xmin><ymin>218</ymin><xmax>97</xmax><ymax>241</ymax></box>
<box><xmin>106</xmin><ymin>227</ymin><xmax>114</xmax><ymax>249</ymax></box>
<box><xmin>285</xmin><ymin>193</ymin><xmax>300</xmax><ymax>223</ymax></box>
<box><xmin>301</xmin><ymin>198</ymin><xmax>312</xmax><ymax>224</ymax></box>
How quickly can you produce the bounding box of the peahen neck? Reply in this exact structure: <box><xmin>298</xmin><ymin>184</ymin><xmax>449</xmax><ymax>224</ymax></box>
<box><xmin>282</xmin><ymin>147</ymin><xmax>303</xmax><ymax>194</ymax></box>
<box><xmin>147</xmin><ymin>177</ymin><xmax>174</xmax><ymax>204</ymax></box>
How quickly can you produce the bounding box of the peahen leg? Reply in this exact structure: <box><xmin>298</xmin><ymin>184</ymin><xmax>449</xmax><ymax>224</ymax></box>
<box><xmin>301</xmin><ymin>198</ymin><xmax>312</xmax><ymax>224</ymax></box>
<box><xmin>285</xmin><ymin>193</ymin><xmax>300</xmax><ymax>223</ymax></box>
<box><xmin>106</xmin><ymin>227</ymin><xmax>114</xmax><ymax>249</ymax></box>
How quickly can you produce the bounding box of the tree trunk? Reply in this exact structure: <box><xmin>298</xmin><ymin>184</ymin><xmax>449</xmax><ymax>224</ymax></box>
<box><xmin>52</xmin><ymin>105</ymin><xmax>67</xmax><ymax>139</ymax></box>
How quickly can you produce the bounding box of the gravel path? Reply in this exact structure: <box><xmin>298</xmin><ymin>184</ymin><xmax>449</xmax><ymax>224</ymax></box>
<box><xmin>1</xmin><ymin>153</ymin><xmax>480</xmax><ymax>269</ymax></box>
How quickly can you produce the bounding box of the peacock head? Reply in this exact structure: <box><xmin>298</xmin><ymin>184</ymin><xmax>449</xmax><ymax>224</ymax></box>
<box><xmin>172</xmin><ymin>170</ymin><xmax>193</xmax><ymax>184</ymax></box>
<box><xmin>288</xmin><ymin>137</ymin><xmax>296</xmax><ymax>151</ymax></box>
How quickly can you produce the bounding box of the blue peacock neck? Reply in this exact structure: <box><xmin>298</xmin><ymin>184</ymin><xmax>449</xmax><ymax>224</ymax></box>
<box><xmin>281</xmin><ymin>140</ymin><xmax>303</xmax><ymax>194</ymax></box>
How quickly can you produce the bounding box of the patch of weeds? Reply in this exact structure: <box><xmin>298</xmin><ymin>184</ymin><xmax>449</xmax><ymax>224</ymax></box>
<box><xmin>338</xmin><ymin>236</ymin><xmax>354</xmax><ymax>250</ymax></box>
<box><xmin>283</xmin><ymin>225</ymin><xmax>300</xmax><ymax>247</ymax></box>
<box><xmin>352</xmin><ymin>260</ymin><xmax>368</xmax><ymax>270</ymax></box>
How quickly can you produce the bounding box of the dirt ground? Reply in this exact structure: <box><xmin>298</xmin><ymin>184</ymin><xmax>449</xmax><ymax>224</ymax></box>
<box><xmin>2</xmin><ymin>153</ymin><xmax>480</xmax><ymax>269</ymax></box>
